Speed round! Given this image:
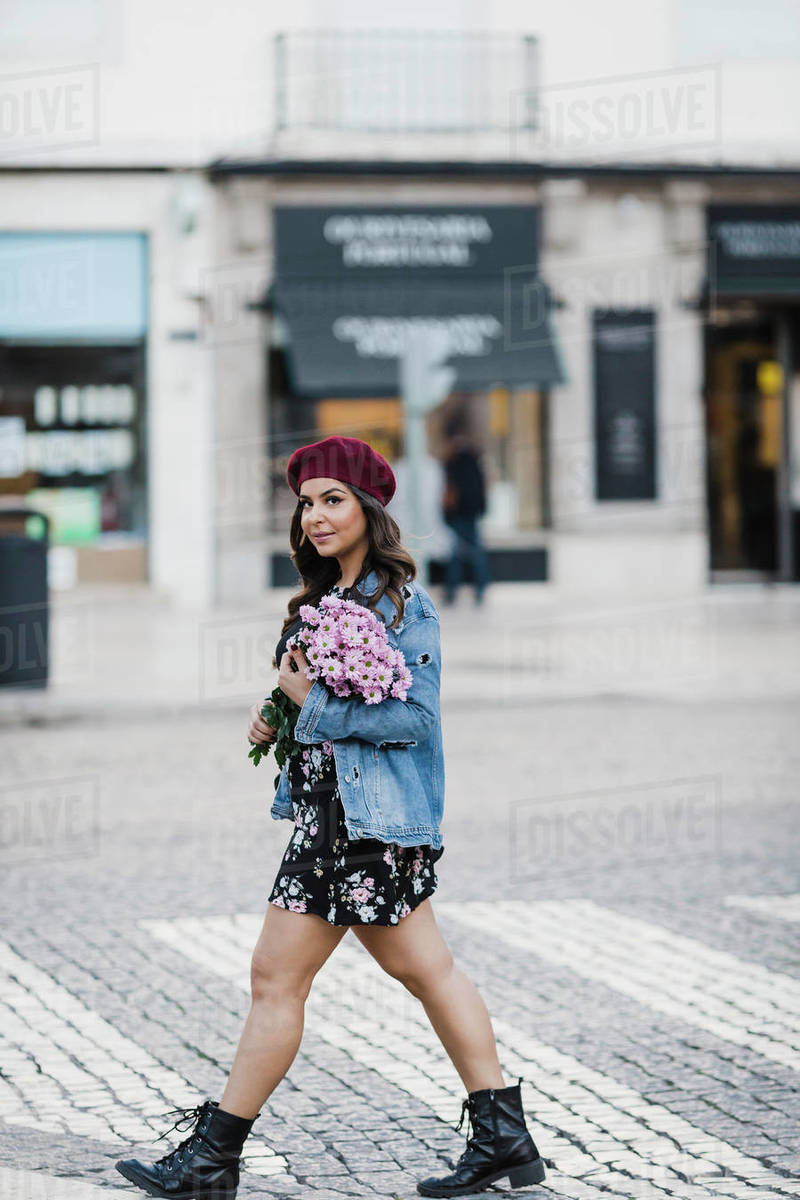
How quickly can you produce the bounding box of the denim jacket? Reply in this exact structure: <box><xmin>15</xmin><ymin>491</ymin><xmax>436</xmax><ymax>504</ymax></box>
<box><xmin>269</xmin><ymin>567</ymin><xmax>444</xmax><ymax>849</ymax></box>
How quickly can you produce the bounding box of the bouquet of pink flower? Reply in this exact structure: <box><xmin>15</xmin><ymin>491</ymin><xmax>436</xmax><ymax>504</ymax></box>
<box><xmin>248</xmin><ymin>593</ymin><xmax>413</xmax><ymax>768</ymax></box>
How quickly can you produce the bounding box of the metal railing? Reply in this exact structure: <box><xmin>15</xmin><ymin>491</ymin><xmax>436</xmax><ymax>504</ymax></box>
<box><xmin>274</xmin><ymin>30</ymin><xmax>537</xmax><ymax>134</ymax></box>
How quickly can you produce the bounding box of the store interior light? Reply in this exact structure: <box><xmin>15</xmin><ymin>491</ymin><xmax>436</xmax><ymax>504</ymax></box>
<box><xmin>708</xmin><ymin>301</ymin><xmax>761</xmax><ymax>325</ymax></box>
<box><xmin>34</xmin><ymin>386</ymin><xmax>57</xmax><ymax>425</ymax></box>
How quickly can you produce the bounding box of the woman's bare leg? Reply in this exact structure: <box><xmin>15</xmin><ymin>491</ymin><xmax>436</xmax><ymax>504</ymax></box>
<box><xmin>353</xmin><ymin>898</ymin><xmax>504</xmax><ymax>1093</ymax></box>
<box><xmin>219</xmin><ymin>903</ymin><xmax>348</xmax><ymax>1118</ymax></box>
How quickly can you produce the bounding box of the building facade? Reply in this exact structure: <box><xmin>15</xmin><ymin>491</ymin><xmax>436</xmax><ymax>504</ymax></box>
<box><xmin>1</xmin><ymin>2</ymin><xmax>799</xmax><ymax>606</ymax></box>
<box><xmin>208</xmin><ymin>164</ymin><xmax>800</xmax><ymax>602</ymax></box>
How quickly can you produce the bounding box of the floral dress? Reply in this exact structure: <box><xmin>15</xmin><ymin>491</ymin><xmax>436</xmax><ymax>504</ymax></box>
<box><xmin>268</xmin><ymin>582</ymin><xmax>444</xmax><ymax>925</ymax></box>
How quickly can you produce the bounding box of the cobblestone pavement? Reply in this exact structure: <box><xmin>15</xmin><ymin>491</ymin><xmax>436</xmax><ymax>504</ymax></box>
<box><xmin>1</xmin><ymin>585</ymin><xmax>799</xmax><ymax>1198</ymax></box>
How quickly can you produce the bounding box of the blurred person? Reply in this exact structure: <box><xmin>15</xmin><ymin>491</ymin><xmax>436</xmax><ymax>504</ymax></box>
<box><xmin>440</xmin><ymin>425</ymin><xmax>491</xmax><ymax>606</ymax></box>
<box><xmin>388</xmin><ymin>445</ymin><xmax>454</xmax><ymax>564</ymax></box>
<box><xmin>114</xmin><ymin>435</ymin><xmax>547</xmax><ymax>1199</ymax></box>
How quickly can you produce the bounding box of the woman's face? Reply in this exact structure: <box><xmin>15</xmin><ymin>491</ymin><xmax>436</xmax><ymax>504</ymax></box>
<box><xmin>298</xmin><ymin>477</ymin><xmax>368</xmax><ymax>561</ymax></box>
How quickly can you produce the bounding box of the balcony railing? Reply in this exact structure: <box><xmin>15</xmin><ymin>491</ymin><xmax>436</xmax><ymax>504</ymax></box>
<box><xmin>274</xmin><ymin>30</ymin><xmax>537</xmax><ymax>134</ymax></box>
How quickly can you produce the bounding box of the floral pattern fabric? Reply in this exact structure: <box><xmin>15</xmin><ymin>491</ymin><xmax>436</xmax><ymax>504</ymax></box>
<box><xmin>268</xmin><ymin>583</ymin><xmax>444</xmax><ymax>925</ymax></box>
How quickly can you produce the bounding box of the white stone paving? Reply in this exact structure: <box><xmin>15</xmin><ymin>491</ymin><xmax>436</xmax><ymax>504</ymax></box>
<box><xmin>143</xmin><ymin>912</ymin><xmax>800</xmax><ymax>1199</ymax></box>
<box><xmin>0</xmin><ymin>1165</ymin><xmax>132</xmax><ymax>1198</ymax></box>
<box><xmin>0</xmin><ymin>939</ymin><xmax>288</xmax><ymax>1178</ymax></box>
<box><xmin>724</xmin><ymin>894</ymin><xmax>800</xmax><ymax>923</ymax></box>
<box><xmin>439</xmin><ymin>900</ymin><xmax>800</xmax><ymax>1073</ymax></box>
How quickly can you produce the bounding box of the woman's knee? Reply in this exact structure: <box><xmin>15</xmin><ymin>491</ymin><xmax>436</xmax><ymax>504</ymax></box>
<box><xmin>385</xmin><ymin>944</ymin><xmax>455</xmax><ymax>998</ymax></box>
<box><xmin>249</xmin><ymin>948</ymin><xmax>313</xmax><ymax>1005</ymax></box>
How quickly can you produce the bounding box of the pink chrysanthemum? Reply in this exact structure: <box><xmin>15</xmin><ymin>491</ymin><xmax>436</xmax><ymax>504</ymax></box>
<box><xmin>290</xmin><ymin>594</ymin><xmax>413</xmax><ymax>710</ymax></box>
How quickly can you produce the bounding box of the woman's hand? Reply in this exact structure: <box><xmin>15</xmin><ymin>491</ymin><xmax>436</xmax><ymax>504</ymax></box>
<box><xmin>247</xmin><ymin>701</ymin><xmax>277</xmax><ymax>745</ymax></box>
<box><xmin>277</xmin><ymin>646</ymin><xmax>314</xmax><ymax>707</ymax></box>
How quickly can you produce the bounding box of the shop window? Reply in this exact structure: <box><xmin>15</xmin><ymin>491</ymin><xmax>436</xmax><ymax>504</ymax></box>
<box><xmin>316</xmin><ymin>397</ymin><xmax>403</xmax><ymax>464</ymax></box>
<box><xmin>0</xmin><ymin>343</ymin><xmax>147</xmax><ymax>542</ymax></box>
<box><xmin>435</xmin><ymin>388</ymin><xmax>547</xmax><ymax>533</ymax></box>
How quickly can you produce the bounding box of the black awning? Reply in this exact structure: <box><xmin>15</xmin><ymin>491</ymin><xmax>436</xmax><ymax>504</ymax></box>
<box><xmin>265</xmin><ymin>276</ymin><xmax>565</xmax><ymax>397</ymax></box>
<box><xmin>708</xmin><ymin>277</ymin><xmax>800</xmax><ymax>298</ymax></box>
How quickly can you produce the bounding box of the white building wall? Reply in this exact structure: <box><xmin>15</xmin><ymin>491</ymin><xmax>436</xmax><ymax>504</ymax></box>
<box><xmin>0</xmin><ymin>0</ymin><xmax>796</xmax><ymax>168</ymax></box>
<box><xmin>541</xmin><ymin>179</ymin><xmax>708</xmax><ymax>597</ymax></box>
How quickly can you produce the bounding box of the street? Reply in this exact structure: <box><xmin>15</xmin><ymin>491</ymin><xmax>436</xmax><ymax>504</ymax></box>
<box><xmin>1</xmin><ymin>582</ymin><xmax>799</xmax><ymax>1199</ymax></box>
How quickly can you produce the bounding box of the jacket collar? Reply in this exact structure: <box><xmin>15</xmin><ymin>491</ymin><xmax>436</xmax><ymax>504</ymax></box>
<box><xmin>357</xmin><ymin>566</ymin><xmax>416</xmax><ymax>599</ymax></box>
<box><xmin>347</xmin><ymin>566</ymin><xmax>416</xmax><ymax>629</ymax></box>
<box><xmin>359</xmin><ymin>566</ymin><xmax>380</xmax><ymax>596</ymax></box>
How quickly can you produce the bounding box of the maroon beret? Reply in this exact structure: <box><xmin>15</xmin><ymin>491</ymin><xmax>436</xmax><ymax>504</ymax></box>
<box><xmin>286</xmin><ymin>435</ymin><xmax>396</xmax><ymax>506</ymax></box>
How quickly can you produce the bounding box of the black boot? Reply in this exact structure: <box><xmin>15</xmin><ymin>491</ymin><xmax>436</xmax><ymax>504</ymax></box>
<box><xmin>115</xmin><ymin>1099</ymin><xmax>257</xmax><ymax>1199</ymax></box>
<box><xmin>417</xmin><ymin>1077</ymin><xmax>547</xmax><ymax>1197</ymax></box>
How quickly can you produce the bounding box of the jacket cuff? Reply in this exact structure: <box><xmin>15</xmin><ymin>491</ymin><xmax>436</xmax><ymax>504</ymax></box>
<box><xmin>294</xmin><ymin>678</ymin><xmax>328</xmax><ymax>743</ymax></box>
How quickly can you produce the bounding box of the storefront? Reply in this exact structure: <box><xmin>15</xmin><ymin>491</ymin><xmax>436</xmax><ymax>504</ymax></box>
<box><xmin>0</xmin><ymin>232</ymin><xmax>149</xmax><ymax>584</ymax></box>
<box><xmin>705</xmin><ymin>206</ymin><xmax>800</xmax><ymax>581</ymax></box>
<box><xmin>258</xmin><ymin>205</ymin><xmax>564</xmax><ymax>584</ymax></box>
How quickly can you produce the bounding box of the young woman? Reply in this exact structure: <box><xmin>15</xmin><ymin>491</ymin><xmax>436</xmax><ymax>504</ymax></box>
<box><xmin>115</xmin><ymin>436</ymin><xmax>547</xmax><ymax>1200</ymax></box>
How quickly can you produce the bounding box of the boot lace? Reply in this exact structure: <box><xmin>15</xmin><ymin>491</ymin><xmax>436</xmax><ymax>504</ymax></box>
<box><xmin>152</xmin><ymin>1100</ymin><xmax>214</xmax><ymax>1169</ymax></box>
<box><xmin>455</xmin><ymin>1096</ymin><xmax>481</xmax><ymax>1159</ymax></box>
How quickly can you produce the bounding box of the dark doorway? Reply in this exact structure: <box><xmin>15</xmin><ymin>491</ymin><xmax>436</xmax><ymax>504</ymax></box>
<box><xmin>705</xmin><ymin>314</ymin><xmax>781</xmax><ymax>575</ymax></box>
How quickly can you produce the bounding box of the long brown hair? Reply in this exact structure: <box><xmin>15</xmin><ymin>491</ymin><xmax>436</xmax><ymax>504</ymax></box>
<box><xmin>279</xmin><ymin>482</ymin><xmax>417</xmax><ymax>637</ymax></box>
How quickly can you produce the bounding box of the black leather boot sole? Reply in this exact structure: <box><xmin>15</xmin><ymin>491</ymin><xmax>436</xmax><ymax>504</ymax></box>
<box><xmin>417</xmin><ymin>1152</ymin><xmax>547</xmax><ymax>1196</ymax></box>
<box><xmin>115</xmin><ymin>1157</ymin><xmax>236</xmax><ymax>1200</ymax></box>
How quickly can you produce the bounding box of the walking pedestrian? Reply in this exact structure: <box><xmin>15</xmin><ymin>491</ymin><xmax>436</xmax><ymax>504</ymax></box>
<box><xmin>114</xmin><ymin>435</ymin><xmax>546</xmax><ymax>1200</ymax></box>
<box><xmin>440</xmin><ymin>426</ymin><xmax>491</xmax><ymax>606</ymax></box>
